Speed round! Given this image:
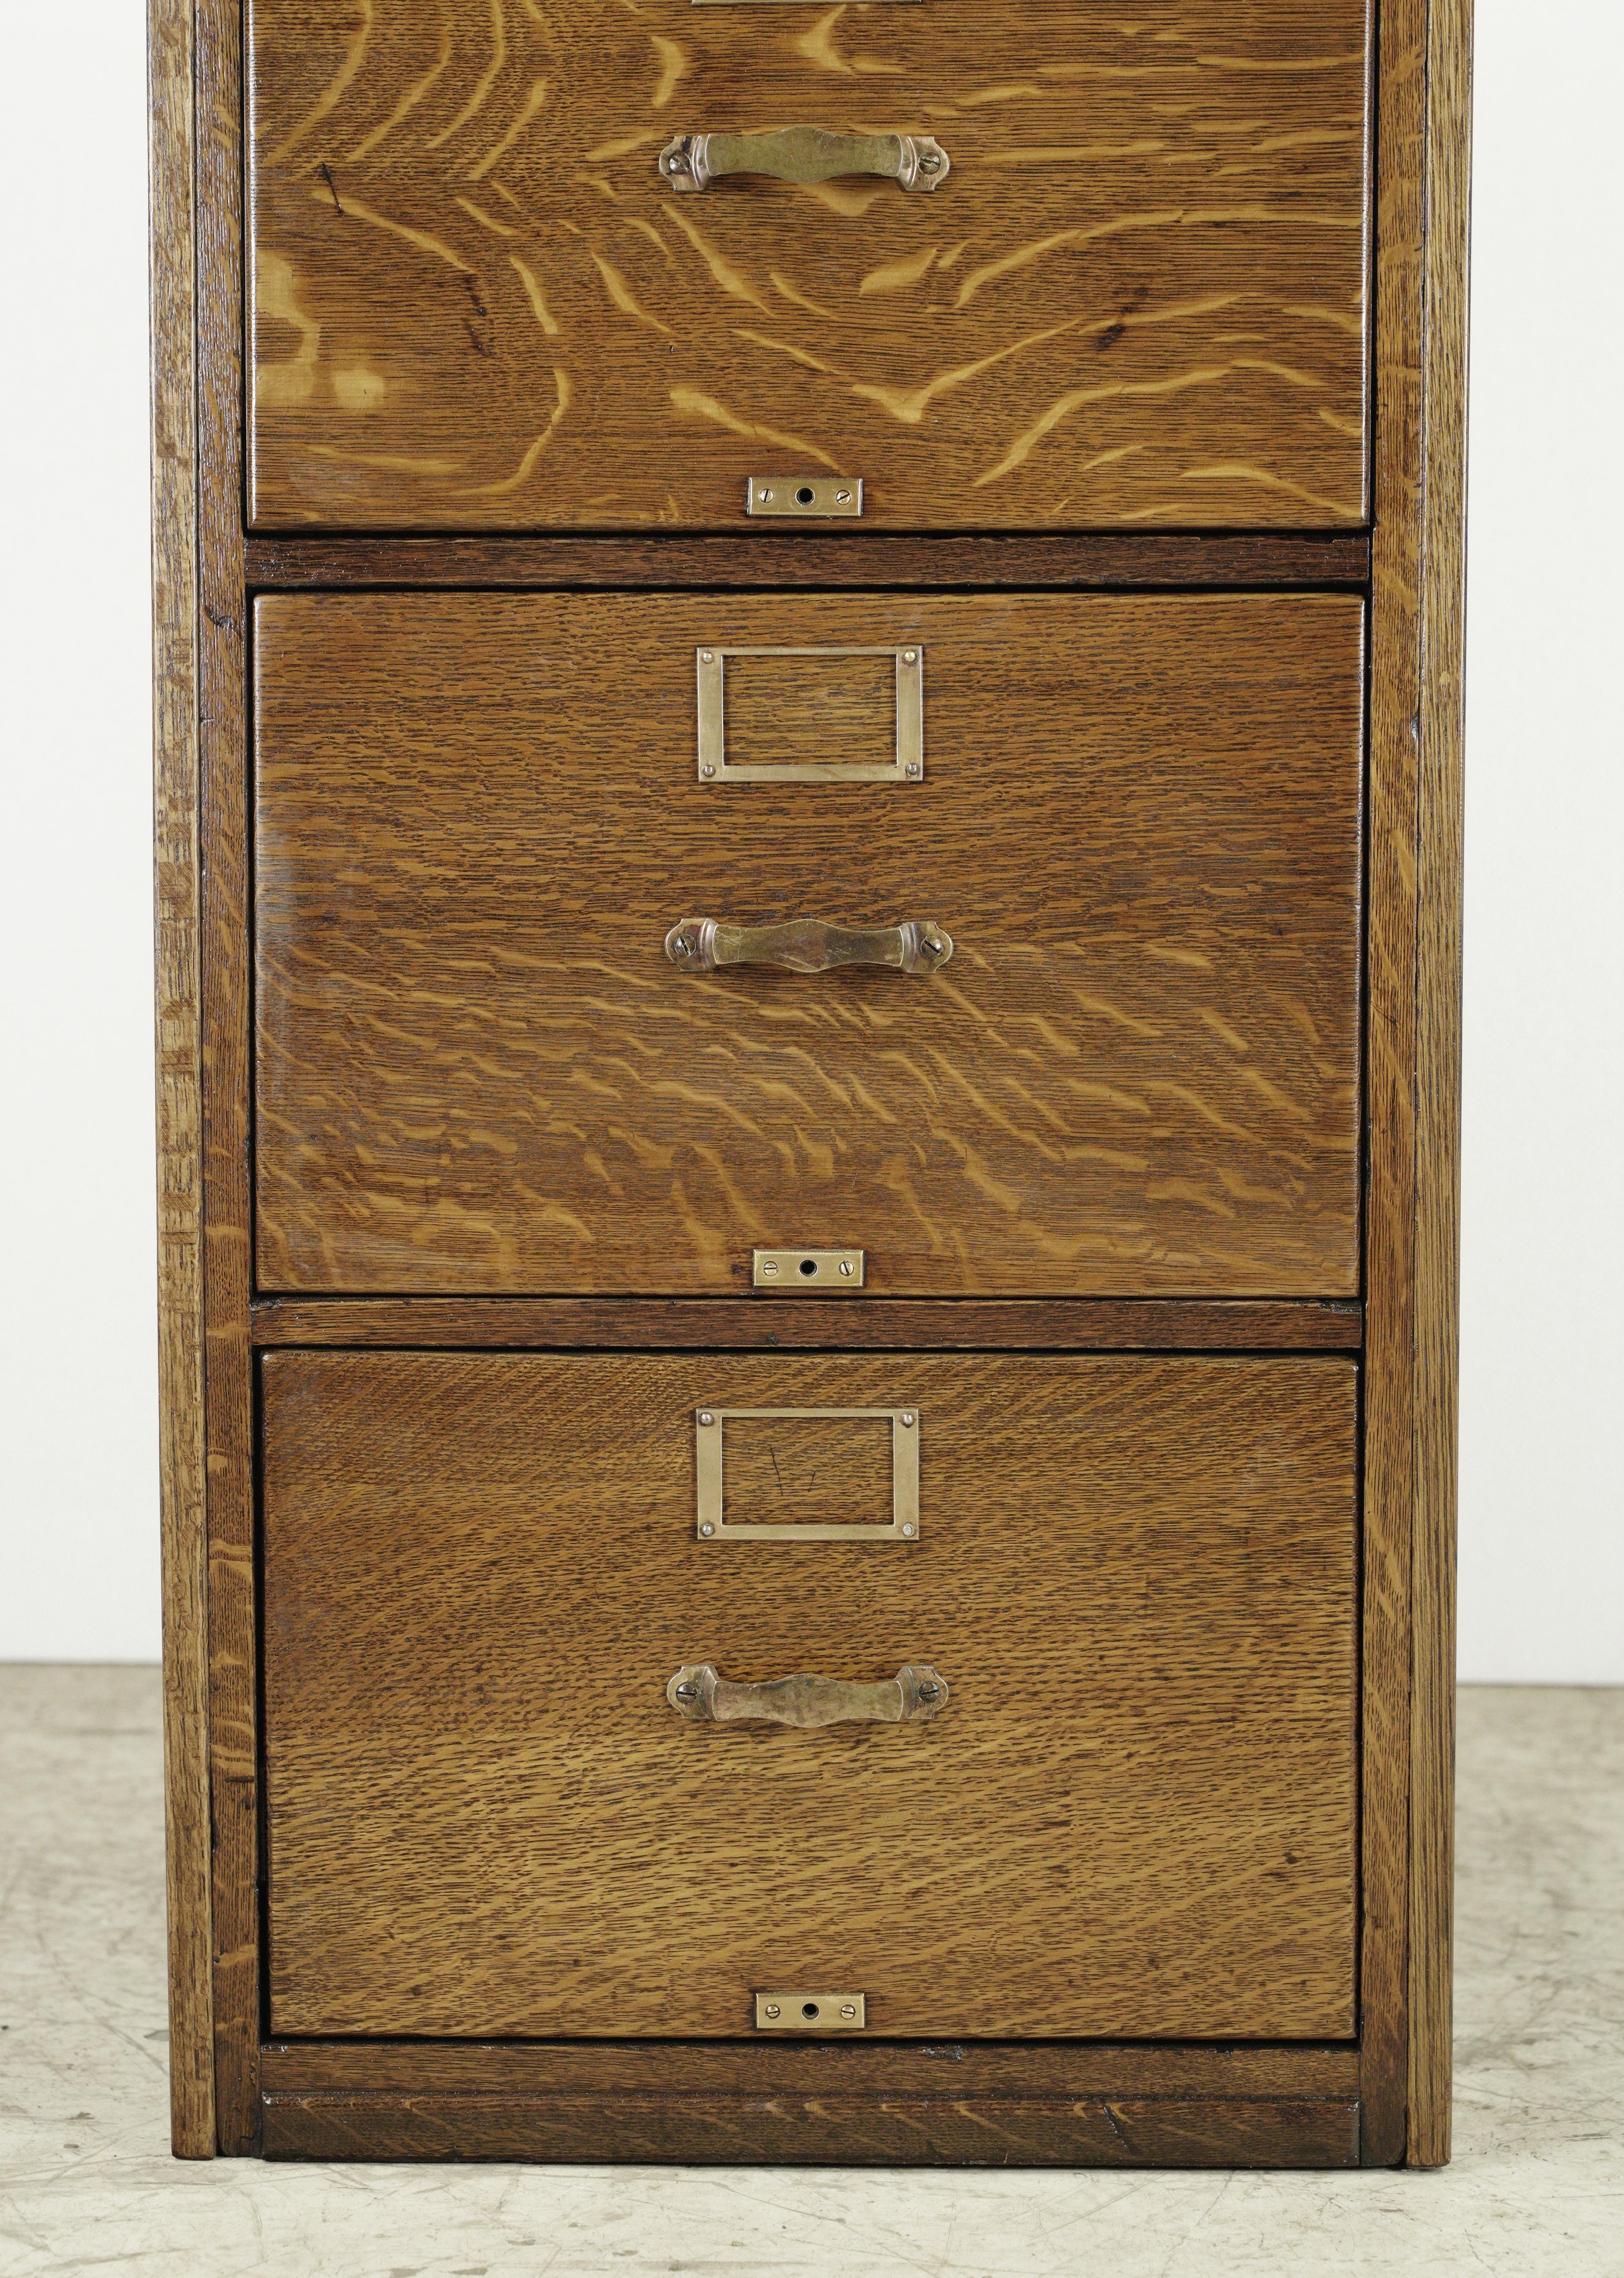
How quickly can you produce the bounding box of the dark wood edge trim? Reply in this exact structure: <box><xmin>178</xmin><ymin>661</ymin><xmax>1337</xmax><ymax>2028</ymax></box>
<box><xmin>150</xmin><ymin>0</ymin><xmax>215</xmax><ymax>2163</ymax></box>
<box><xmin>243</xmin><ymin>531</ymin><xmax>1371</xmax><ymax>593</ymax></box>
<box><xmin>261</xmin><ymin>2090</ymin><xmax>1361</xmax><ymax>2169</ymax></box>
<box><xmin>261</xmin><ymin>2039</ymin><xmax>1361</xmax><ymax>2099</ymax></box>
<box><xmin>1407</xmin><ymin>0</ymin><xmax>1470</xmax><ymax>2173</ymax></box>
<box><xmin>247</xmin><ymin>1298</ymin><xmax>1364</xmax><ymax>1353</ymax></box>
<box><xmin>198</xmin><ymin>0</ymin><xmax>260</xmax><ymax>2157</ymax></box>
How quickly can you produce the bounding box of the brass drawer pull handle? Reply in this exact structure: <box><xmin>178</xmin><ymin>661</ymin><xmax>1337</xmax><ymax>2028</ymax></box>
<box><xmin>659</xmin><ymin>126</ymin><xmax>950</xmax><ymax>194</ymax></box>
<box><xmin>667</xmin><ymin>1663</ymin><xmax>949</xmax><ymax>1727</ymax></box>
<box><xmin>666</xmin><ymin>917</ymin><xmax>952</xmax><ymax>975</ymax></box>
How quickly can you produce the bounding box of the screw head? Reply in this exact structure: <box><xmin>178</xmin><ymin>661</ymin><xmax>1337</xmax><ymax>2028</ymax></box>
<box><xmin>900</xmin><ymin>1411</ymin><xmax>916</xmax><ymax>1428</ymax></box>
<box><xmin>698</xmin><ymin>1411</ymin><xmax>715</xmax><ymax>1426</ymax></box>
<box><xmin>700</xmin><ymin>1522</ymin><xmax>714</xmax><ymax>1537</ymax></box>
<box><xmin>902</xmin><ymin>1523</ymin><xmax>916</xmax><ymax>1538</ymax></box>
<box><xmin>918</xmin><ymin>1680</ymin><xmax>940</xmax><ymax>1701</ymax></box>
<box><xmin>838</xmin><ymin>1259</ymin><xmax>854</xmax><ymax>1277</ymax></box>
<box><xmin>700</xmin><ymin>763</ymin><xmax>715</xmax><ymax>778</ymax></box>
<box><xmin>906</xmin><ymin>761</ymin><xmax>922</xmax><ymax>777</ymax></box>
<box><xmin>760</xmin><ymin>1259</ymin><xmax>779</xmax><ymax>1276</ymax></box>
<box><xmin>764</xmin><ymin>2003</ymin><xmax>780</xmax><ymax>2019</ymax></box>
<box><xmin>903</xmin><ymin>649</ymin><xmax>918</xmax><ymax>663</ymax></box>
<box><xmin>840</xmin><ymin>2004</ymin><xmax>856</xmax><ymax>2019</ymax></box>
<box><xmin>675</xmin><ymin>1681</ymin><xmax>698</xmax><ymax>1700</ymax></box>
<box><xmin>759</xmin><ymin>488</ymin><xmax>774</xmax><ymax>503</ymax></box>
<box><xmin>700</xmin><ymin>650</ymin><xmax>713</xmax><ymax>662</ymax></box>
<box><xmin>835</xmin><ymin>489</ymin><xmax>852</xmax><ymax>504</ymax></box>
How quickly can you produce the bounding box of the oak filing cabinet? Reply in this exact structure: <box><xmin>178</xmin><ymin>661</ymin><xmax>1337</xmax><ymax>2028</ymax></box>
<box><xmin>151</xmin><ymin>0</ymin><xmax>1470</xmax><ymax>2166</ymax></box>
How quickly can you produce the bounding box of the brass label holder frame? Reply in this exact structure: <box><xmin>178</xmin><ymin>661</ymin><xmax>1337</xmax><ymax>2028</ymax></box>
<box><xmin>694</xmin><ymin>1405</ymin><xmax>920</xmax><ymax>1542</ymax></box>
<box><xmin>696</xmin><ymin>645</ymin><xmax>923</xmax><ymax>784</ymax></box>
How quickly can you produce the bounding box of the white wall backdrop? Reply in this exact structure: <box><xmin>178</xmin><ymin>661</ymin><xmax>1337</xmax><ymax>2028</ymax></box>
<box><xmin>0</xmin><ymin>3</ymin><xmax>158</xmax><ymax>1661</ymax></box>
<box><xmin>0</xmin><ymin>3</ymin><xmax>1619</xmax><ymax>1674</ymax></box>
<box><xmin>1457</xmin><ymin>0</ymin><xmax>1624</xmax><ymax>1680</ymax></box>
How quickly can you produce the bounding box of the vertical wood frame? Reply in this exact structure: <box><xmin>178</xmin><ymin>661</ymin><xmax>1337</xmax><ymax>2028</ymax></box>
<box><xmin>1409</xmin><ymin>0</ymin><xmax>1471</xmax><ymax>2172</ymax></box>
<box><xmin>149</xmin><ymin>0</ymin><xmax>214</xmax><ymax>2161</ymax></box>
<box><xmin>154</xmin><ymin>0</ymin><xmax>1469</xmax><ymax>2162</ymax></box>
<box><xmin>195</xmin><ymin>0</ymin><xmax>259</xmax><ymax>2158</ymax></box>
<box><xmin>1363</xmin><ymin>0</ymin><xmax>1471</xmax><ymax>2169</ymax></box>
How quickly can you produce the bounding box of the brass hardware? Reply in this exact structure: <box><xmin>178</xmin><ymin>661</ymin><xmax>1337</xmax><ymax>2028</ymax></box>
<box><xmin>746</xmin><ymin>477</ymin><xmax>862</xmax><ymax>519</ymax></box>
<box><xmin>695</xmin><ymin>645</ymin><xmax>923</xmax><ymax>785</ymax></box>
<box><xmin>668</xmin><ymin>1664</ymin><xmax>948</xmax><ymax>1725</ymax></box>
<box><xmin>694</xmin><ymin>1402</ymin><xmax>920</xmax><ymax>1541</ymax></box>
<box><xmin>751</xmin><ymin>1247</ymin><xmax>865</xmax><ymax>1289</ymax></box>
<box><xmin>665</xmin><ymin>917</ymin><xmax>952</xmax><ymax>975</ymax></box>
<box><xmin>659</xmin><ymin>126</ymin><xmax>949</xmax><ymax>195</ymax></box>
<box><xmin>754</xmin><ymin>1992</ymin><xmax>867</xmax><ymax>2034</ymax></box>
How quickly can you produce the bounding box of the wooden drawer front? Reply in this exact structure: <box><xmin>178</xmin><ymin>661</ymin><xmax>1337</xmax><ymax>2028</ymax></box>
<box><xmin>254</xmin><ymin>592</ymin><xmax>1363</xmax><ymax>1298</ymax></box>
<box><xmin>247</xmin><ymin>1</ymin><xmax>1370</xmax><ymax>531</ymax></box>
<box><xmin>263</xmin><ymin>1351</ymin><xmax>1358</xmax><ymax>2040</ymax></box>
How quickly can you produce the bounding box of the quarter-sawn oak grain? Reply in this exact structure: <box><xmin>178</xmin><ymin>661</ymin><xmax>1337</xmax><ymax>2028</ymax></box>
<box><xmin>150</xmin><ymin>0</ymin><xmax>215</xmax><ymax>2162</ymax></box>
<box><xmin>261</xmin><ymin>1350</ymin><xmax>1358</xmax><ymax>2041</ymax></box>
<box><xmin>246</xmin><ymin>0</ymin><xmax>1371</xmax><ymax>530</ymax></box>
<box><xmin>262</xmin><ymin>2039</ymin><xmax>1361</xmax><ymax>2100</ymax></box>
<box><xmin>254</xmin><ymin>591</ymin><xmax>1364</xmax><ymax>1299</ymax></box>
<box><xmin>1408</xmin><ymin>0</ymin><xmax>1471</xmax><ymax>2170</ymax></box>
<box><xmin>260</xmin><ymin>2091</ymin><xmax>1362</xmax><ymax>2168</ymax></box>
<box><xmin>198</xmin><ymin>0</ymin><xmax>262</xmax><ymax>2158</ymax></box>
<box><xmin>152</xmin><ymin>0</ymin><xmax>1469</xmax><ymax>2169</ymax></box>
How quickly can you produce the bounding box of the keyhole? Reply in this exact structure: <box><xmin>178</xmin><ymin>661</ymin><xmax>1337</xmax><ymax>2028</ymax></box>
<box><xmin>802</xmin><ymin>2002</ymin><xmax>820</xmax><ymax>2020</ymax></box>
<box><xmin>795</xmin><ymin>486</ymin><xmax>815</xmax><ymax>506</ymax></box>
<box><xmin>799</xmin><ymin>1258</ymin><xmax>818</xmax><ymax>1277</ymax></box>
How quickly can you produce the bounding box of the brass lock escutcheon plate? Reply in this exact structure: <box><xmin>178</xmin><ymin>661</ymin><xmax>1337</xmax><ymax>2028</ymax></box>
<box><xmin>753</xmin><ymin>1246</ymin><xmax>864</xmax><ymax>1287</ymax></box>
<box><xmin>755</xmin><ymin>1992</ymin><xmax>867</xmax><ymax>2033</ymax></box>
<box><xmin>745</xmin><ymin>477</ymin><xmax>862</xmax><ymax>518</ymax></box>
<box><xmin>696</xmin><ymin>644</ymin><xmax>922</xmax><ymax>783</ymax></box>
<box><xmin>694</xmin><ymin>1404</ymin><xmax>921</xmax><ymax>1541</ymax></box>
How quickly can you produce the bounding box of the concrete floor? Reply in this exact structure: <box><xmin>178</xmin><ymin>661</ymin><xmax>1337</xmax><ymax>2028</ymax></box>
<box><xmin>0</xmin><ymin>1674</ymin><xmax>1619</xmax><ymax>2278</ymax></box>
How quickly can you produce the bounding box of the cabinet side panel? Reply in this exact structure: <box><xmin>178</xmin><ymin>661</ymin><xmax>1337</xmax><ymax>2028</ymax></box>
<box><xmin>198</xmin><ymin>0</ymin><xmax>261</xmax><ymax>2155</ymax></box>
<box><xmin>151</xmin><ymin>0</ymin><xmax>215</xmax><ymax>2162</ymax></box>
<box><xmin>1361</xmin><ymin>0</ymin><xmax>1426</xmax><ymax>2167</ymax></box>
<box><xmin>1409</xmin><ymin>0</ymin><xmax>1471</xmax><ymax>2173</ymax></box>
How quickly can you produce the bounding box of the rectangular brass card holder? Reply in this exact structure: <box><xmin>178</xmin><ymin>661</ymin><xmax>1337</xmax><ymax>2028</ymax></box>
<box><xmin>696</xmin><ymin>648</ymin><xmax>922</xmax><ymax>783</ymax></box>
<box><xmin>746</xmin><ymin>477</ymin><xmax>862</xmax><ymax>518</ymax></box>
<box><xmin>754</xmin><ymin>1992</ymin><xmax>867</xmax><ymax>2033</ymax></box>
<box><xmin>694</xmin><ymin>1406</ymin><xmax>920</xmax><ymax>1541</ymax></box>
